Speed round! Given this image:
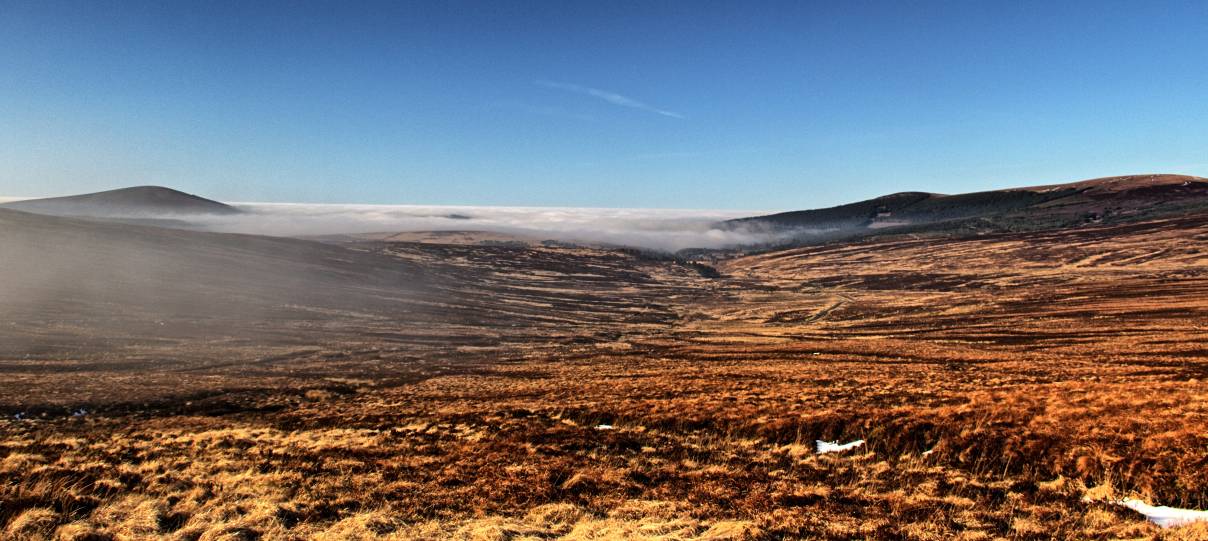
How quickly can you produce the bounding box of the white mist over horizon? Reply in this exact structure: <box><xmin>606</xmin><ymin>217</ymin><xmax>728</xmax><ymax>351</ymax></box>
<box><xmin>188</xmin><ymin>202</ymin><xmax>791</xmax><ymax>252</ymax></box>
<box><xmin>1</xmin><ymin>194</ymin><xmax>804</xmax><ymax>251</ymax></box>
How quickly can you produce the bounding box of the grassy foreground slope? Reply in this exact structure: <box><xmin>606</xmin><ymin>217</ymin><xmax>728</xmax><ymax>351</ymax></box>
<box><xmin>2</xmin><ymin>211</ymin><xmax>1208</xmax><ymax>539</ymax></box>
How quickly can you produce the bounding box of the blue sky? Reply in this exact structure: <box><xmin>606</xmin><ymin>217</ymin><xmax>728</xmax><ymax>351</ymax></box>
<box><xmin>1</xmin><ymin>1</ymin><xmax>1206</xmax><ymax>209</ymax></box>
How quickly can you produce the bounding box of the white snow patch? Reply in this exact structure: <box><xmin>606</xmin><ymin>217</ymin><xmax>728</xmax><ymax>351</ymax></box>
<box><xmin>595</xmin><ymin>424</ymin><xmax>614</xmax><ymax>430</ymax></box>
<box><xmin>1116</xmin><ymin>498</ymin><xmax>1208</xmax><ymax>528</ymax></box>
<box><xmin>816</xmin><ymin>439</ymin><xmax>865</xmax><ymax>454</ymax></box>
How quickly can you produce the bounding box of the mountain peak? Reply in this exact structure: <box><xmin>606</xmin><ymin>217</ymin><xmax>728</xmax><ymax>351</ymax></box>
<box><xmin>0</xmin><ymin>186</ymin><xmax>241</xmax><ymax>217</ymax></box>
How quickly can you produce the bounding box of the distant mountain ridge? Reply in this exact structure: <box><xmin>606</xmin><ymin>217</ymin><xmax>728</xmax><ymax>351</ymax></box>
<box><xmin>0</xmin><ymin>186</ymin><xmax>240</xmax><ymax>217</ymax></box>
<box><xmin>726</xmin><ymin>174</ymin><xmax>1208</xmax><ymax>243</ymax></box>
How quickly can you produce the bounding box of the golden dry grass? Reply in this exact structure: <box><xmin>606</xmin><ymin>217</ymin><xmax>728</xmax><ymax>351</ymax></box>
<box><xmin>3</xmin><ymin>215</ymin><xmax>1208</xmax><ymax>539</ymax></box>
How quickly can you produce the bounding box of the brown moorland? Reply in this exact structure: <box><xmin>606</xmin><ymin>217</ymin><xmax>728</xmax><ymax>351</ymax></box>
<box><xmin>2</xmin><ymin>208</ymin><xmax>1208</xmax><ymax>540</ymax></box>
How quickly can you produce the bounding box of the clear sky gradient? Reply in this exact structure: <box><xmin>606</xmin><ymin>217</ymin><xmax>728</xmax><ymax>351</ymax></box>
<box><xmin>2</xmin><ymin>1</ymin><xmax>1206</xmax><ymax>209</ymax></box>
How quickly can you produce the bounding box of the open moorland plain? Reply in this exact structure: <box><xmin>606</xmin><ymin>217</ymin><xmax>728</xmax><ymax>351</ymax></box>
<box><xmin>2</xmin><ymin>178</ymin><xmax>1208</xmax><ymax>540</ymax></box>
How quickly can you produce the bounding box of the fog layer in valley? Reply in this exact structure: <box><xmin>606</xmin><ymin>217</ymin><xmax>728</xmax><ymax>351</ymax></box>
<box><xmin>196</xmin><ymin>203</ymin><xmax>787</xmax><ymax>251</ymax></box>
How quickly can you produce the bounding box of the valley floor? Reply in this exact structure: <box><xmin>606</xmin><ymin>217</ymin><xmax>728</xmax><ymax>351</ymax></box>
<box><xmin>3</xmin><ymin>215</ymin><xmax>1208</xmax><ymax>540</ymax></box>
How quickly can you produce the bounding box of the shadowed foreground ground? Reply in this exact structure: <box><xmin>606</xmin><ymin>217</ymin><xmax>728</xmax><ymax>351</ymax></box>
<box><xmin>2</xmin><ymin>214</ymin><xmax>1208</xmax><ymax>540</ymax></box>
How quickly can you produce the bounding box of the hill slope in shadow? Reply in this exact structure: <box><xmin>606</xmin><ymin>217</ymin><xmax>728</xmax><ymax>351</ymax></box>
<box><xmin>1</xmin><ymin>186</ymin><xmax>241</xmax><ymax>217</ymax></box>
<box><xmin>726</xmin><ymin>174</ymin><xmax>1208</xmax><ymax>245</ymax></box>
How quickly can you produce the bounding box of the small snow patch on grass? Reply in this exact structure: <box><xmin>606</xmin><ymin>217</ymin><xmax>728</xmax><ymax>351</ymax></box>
<box><xmin>1115</xmin><ymin>498</ymin><xmax>1208</xmax><ymax>528</ymax></box>
<box><xmin>816</xmin><ymin>439</ymin><xmax>864</xmax><ymax>454</ymax></box>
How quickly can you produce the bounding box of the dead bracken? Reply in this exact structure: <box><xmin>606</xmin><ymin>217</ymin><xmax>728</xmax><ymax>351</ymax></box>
<box><xmin>2</xmin><ymin>212</ymin><xmax>1208</xmax><ymax>540</ymax></box>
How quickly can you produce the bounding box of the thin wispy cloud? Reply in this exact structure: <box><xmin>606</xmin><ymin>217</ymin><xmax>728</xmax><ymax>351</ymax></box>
<box><xmin>536</xmin><ymin>80</ymin><xmax>685</xmax><ymax>119</ymax></box>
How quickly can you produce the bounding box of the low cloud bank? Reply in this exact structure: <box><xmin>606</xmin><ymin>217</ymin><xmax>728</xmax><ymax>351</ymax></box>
<box><xmin>183</xmin><ymin>203</ymin><xmax>792</xmax><ymax>252</ymax></box>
